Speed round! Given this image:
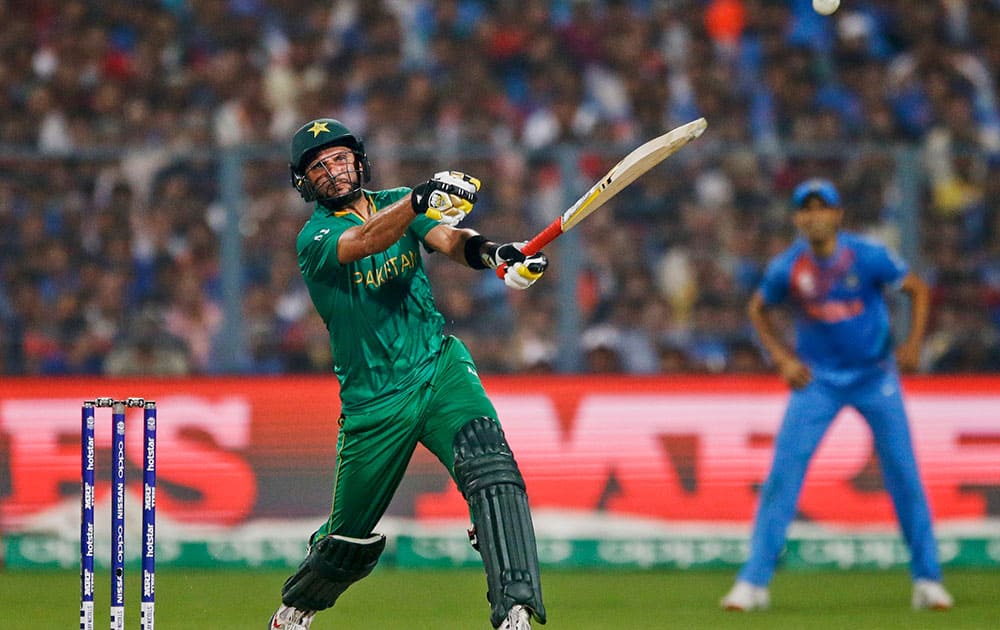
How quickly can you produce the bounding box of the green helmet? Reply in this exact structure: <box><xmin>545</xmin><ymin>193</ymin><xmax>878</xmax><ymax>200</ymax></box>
<box><xmin>288</xmin><ymin>118</ymin><xmax>371</xmax><ymax>203</ymax></box>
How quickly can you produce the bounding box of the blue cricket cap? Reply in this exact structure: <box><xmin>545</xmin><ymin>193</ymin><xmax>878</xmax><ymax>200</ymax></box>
<box><xmin>791</xmin><ymin>178</ymin><xmax>841</xmax><ymax>208</ymax></box>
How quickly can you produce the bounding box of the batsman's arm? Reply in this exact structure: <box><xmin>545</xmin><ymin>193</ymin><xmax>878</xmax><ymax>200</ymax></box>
<box><xmin>424</xmin><ymin>227</ymin><xmax>548</xmax><ymax>290</ymax></box>
<box><xmin>336</xmin><ymin>196</ymin><xmax>423</xmax><ymax>263</ymax></box>
<box><xmin>337</xmin><ymin>171</ymin><xmax>479</xmax><ymax>263</ymax></box>
<box><xmin>424</xmin><ymin>226</ymin><xmax>482</xmax><ymax>266</ymax></box>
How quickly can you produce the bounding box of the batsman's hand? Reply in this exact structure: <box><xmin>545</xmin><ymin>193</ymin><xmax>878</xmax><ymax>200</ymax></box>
<box><xmin>411</xmin><ymin>171</ymin><xmax>481</xmax><ymax>226</ymax></box>
<box><xmin>489</xmin><ymin>242</ymin><xmax>549</xmax><ymax>290</ymax></box>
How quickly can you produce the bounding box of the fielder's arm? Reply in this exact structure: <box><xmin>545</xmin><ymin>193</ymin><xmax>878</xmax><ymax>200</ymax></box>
<box><xmin>747</xmin><ymin>290</ymin><xmax>811</xmax><ymax>388</ymax></box>
<box><xmin>895</xmin><ymin>271</ymin><xmax>930</xmax><ymax>371</ymax></box>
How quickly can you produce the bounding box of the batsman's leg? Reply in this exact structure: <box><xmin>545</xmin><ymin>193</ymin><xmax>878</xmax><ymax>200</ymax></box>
<box><xmin>269</xmin><ymin>533</ymin><xmax>386</xmax><ymax>629</ymax></box>
<box><xmin>281</xmin><ymin>533</ymin><xmax>386</xmax><ymax>610</ymax></box>
<box><xmin>454</xmin><ymin>417</ymin><xmax>546</xmax><ymax>628</ymax></box>
<box><xmin>270</xmin><ymin>401</ymin><xmax>420</xmax><ymax>629</ymax></box>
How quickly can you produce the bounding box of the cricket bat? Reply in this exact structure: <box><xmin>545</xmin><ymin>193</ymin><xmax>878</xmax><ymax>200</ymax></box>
<box><xmin>496</xmin><ymin>117</ymin><xmax>708</xmax><ymax>277</ymax></box>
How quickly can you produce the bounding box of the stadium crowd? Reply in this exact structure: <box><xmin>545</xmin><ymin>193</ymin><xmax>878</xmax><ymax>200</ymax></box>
<box><xmin>1</xmin><ymin>0</ymin><xmax>998</xmax><ymax>375</ymax></box>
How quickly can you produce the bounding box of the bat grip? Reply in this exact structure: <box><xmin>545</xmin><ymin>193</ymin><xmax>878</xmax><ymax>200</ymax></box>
<box><xmin>494</xmin><ymin>221</ymin><xmax>563</xmax><ymax>279</ymax></box>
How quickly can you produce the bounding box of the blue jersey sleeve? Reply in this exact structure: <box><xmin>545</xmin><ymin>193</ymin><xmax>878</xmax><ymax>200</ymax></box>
<box><xmin>759</xmin><ymin>253</ymin><xmax>792</xmax><ymax>306</ymax></box>
<box><xmin>862</xmin><ymin>237</ymin><xmax>909</xmax><ymax>288</ymax></box>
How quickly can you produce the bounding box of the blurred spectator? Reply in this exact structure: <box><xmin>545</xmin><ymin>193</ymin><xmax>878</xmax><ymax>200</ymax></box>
<box><xmin>726</xmin><ymin>339</ymin><xmax>770</xmax><ymax>374</ymax></box>
<box><xmin>104</xmin><ymin>309</ymin><xmax>191</xmax><ymax>376</ymax></box>
<box><xmin>162</xmin><ymin>270</ymin><xmax>223</xmax><ymax>373</ymax></box>
<box><xmin>282</xmin><ymin>313</ymin><xmax>333</xmax><ymax>374</ymax></box>
<box><xmin>657</xmin><ymin>341</ymin><xmax>702</xmax><ymax>374</ymax></box>
<box><xmin>581</xmin><ymin>324</ymin><xmax>625</xmax><ymax>374</ymax></box>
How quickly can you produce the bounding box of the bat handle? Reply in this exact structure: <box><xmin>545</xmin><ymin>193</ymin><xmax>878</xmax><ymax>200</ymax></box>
<box><xmin>494</xmin><ymin>222</ymin><xmax>563</xmax><ymax>279</ymax></box>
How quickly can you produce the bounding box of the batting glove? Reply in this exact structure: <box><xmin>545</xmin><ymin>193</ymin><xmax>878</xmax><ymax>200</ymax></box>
<box><xmin>411</xmin><ymin>171</ymin><xmax>481</xmax><ymax>227</ymax></box>
<box><xmin>488</xmin><ymin>242</ymin><xmax>549</xmax><ymax>290</ymax></box>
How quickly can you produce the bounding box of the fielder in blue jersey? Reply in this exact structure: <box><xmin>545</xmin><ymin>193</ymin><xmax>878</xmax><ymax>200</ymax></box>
<box><xmin>721</xmin><ymin>179</ymin><xmax>954</xmax><ymax>612</ymax></box>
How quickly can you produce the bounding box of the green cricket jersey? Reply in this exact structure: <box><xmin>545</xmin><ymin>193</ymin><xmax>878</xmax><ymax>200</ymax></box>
<box><xmin>296</xmin><ymin>188</ymin><xmax>445</xmax><ymax>414</ymax></box>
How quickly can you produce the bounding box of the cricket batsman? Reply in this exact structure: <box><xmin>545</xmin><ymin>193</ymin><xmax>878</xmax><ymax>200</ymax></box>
<box><xmin>267</xmin><ymin>118</ymin><xmax>549</xmax><ymax>630</ymax></box>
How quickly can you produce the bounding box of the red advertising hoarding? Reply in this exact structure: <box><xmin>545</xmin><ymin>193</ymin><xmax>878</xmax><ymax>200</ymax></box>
<box><xmin>2</xmin><ymin>375</ymin><xmax>999</xmax><ymax>533</ymax></box>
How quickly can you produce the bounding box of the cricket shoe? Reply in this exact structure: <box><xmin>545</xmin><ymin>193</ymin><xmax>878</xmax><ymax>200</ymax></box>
<box><xmin>268</xmin><ymin>604</ymin><xmax>315</xmax><ymax>629</ymax></box>
<box><xmin>720</xmin><ymin>580</ymin><xmax>770</xmax><ymax>611</ymax></box>
<box><xmin>912</xmin><ymin>580</ymin><xmax>953</xmax><ymax>610</ymax></box>
<box><xmin>499</xmin><ymin>604</ymin><xmax>531</xmax><ymax>630</ymax></box>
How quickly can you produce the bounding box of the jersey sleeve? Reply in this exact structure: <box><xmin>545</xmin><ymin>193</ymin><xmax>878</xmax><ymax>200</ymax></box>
<box><xmin>386</xmin><ymin>186</ymin><xmax>444</xmax><ymax>250</ymax></box>
<box><xmin>297</xmin><ymin>220</ymin><xmax>348</xmax><ymax>283</ymax></box>
<box><xmin>759</xmin><ymin>255</ymin><xmax>791</xmax><ymax>306</ymax></box>
<box><xmin>411</xmin><ymin>213</ymin><xmax>440</xmax><ymax>243</ymax></box>
<box><xmin>866</xmin><ymin>240</ymin><xmax>909</xmax><ymax>288</ymax></box>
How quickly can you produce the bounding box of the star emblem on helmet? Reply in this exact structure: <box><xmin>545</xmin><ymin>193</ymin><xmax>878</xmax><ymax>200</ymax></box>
<box><xmin>307</xmin><ymin>121</ymin><xmax>330</xmax><ymax>137</ymax></box>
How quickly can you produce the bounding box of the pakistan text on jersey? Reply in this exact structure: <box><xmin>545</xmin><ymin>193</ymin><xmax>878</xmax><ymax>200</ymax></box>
<box><xmin>353</xmin><ymin>250</ymin><xmax>419</xmax><ymax>288</ymax></box>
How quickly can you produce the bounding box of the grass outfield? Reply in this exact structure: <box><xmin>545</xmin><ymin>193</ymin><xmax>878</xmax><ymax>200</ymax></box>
<box><xmin>6</xmin><ymin>567</ymin><xmax>998</xmax><ymax>629</ymax></box>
